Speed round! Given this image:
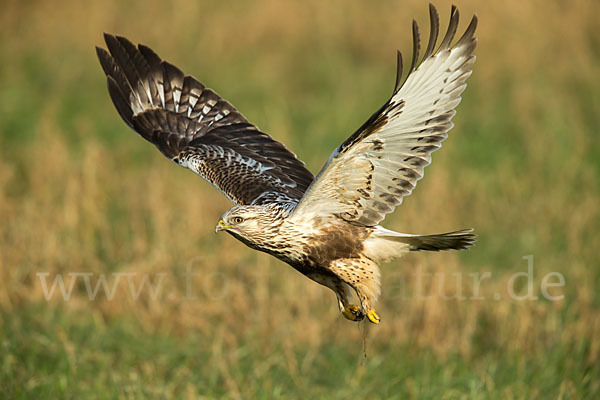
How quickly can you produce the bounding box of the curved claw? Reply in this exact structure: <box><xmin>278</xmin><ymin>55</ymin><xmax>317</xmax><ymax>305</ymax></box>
<box><xmin>367</xmin><ymin>309</ymin><xmax>380</xmax><ymax>324</ymax></box>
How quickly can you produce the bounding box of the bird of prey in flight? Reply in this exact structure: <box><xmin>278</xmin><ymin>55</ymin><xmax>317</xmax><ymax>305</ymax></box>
<box><xmin>97</xmin><ymin>4</ymin><xmax>477</xmax><ymax>324</ymax></box>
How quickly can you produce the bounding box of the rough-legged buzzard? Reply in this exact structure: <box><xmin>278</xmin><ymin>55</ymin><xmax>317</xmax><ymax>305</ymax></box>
<box><xmin>97</xmin><ymin>4</ymin><xmax>477</xmax><ymax>323</ymax></box>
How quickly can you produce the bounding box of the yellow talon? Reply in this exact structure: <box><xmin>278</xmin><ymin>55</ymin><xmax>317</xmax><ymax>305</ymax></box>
<box><xmin>367</xmin><ymin>309</ymin><xmax>380</xmax><ymax>324</ymax></box>
<box><xmin>342</xmin><ymin>305</ymin><xmax>364</xmax><ymax>322</ymax></box>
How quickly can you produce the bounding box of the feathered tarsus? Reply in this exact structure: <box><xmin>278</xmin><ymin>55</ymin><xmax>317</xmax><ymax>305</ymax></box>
<box><xmin>97</xmin><ymin>4</ymin><xmax>477</xmax><ymax>324</ymax></box>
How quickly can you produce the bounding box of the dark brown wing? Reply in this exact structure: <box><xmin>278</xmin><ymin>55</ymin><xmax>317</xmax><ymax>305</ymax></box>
<box><xmin>96</xmin><ymin>34</ymin><xmax>314</xmax><ymax>205</ymax></box>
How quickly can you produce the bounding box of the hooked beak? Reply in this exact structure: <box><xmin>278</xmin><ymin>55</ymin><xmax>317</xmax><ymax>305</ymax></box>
<box><xmin>215</xmin><ymin>219</ymin><xmax>237</xmax><ymax>233</ymax></box>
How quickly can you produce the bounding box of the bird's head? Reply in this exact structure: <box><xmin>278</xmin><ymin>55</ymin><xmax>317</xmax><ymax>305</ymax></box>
<box><xmin>215</xmin><ymin>205</ymin><xmax>281</xmax><ymax>243</ymax></box>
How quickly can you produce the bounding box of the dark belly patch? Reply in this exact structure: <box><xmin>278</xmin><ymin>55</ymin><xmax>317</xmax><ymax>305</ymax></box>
<box><xmin>304</xmin><ymin>224</ymin><xmax>369</xmax><ymax>268</ymax></box>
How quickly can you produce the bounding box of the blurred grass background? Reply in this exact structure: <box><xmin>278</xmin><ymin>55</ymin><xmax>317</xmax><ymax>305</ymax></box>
<box><xmin>1</xmin><ymin>0</ymin><xmax>599</xmax><ymax>398</ymax></box>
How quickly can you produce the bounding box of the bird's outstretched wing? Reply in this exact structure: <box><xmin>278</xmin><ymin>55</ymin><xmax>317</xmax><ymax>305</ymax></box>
<box><xmin>97</xmin><ymin>34</ymin><xmax>314</xmax><ymax>205</ymax></box>
<box><xmin>292</xmin><ymin>5</ymin><xmax>477</xmax><ymax>225</ymax></box>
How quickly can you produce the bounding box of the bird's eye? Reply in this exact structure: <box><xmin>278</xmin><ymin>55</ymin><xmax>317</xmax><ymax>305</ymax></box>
<box><xmin>233</xmin><ymin>216</ymin><xmax>244</xmax><ymax>224</ymax></box>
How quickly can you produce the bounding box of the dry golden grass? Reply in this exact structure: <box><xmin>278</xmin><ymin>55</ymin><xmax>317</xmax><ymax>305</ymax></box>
<box><xmin>1</xmin><ymin>0</ymin><xmax>599</xmax><ymax>397</ymax></box>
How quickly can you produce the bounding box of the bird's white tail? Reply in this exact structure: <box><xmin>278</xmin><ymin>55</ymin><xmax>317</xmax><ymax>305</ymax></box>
<box><xmin>363</xmin><ymin>227</ymin><xmax>476</xmax><ymax>262</ymax></box>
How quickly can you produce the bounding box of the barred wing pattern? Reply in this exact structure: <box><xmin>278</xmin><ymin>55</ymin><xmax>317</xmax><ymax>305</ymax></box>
<box><xmin>96</xmin><ymin>34</ymin><xmax>314</xmax><ymax>205</ymax></box>
<box><xmin>293</xmin><ymin>5</ymin><xmax>477</xmax><ymax>225</ymax></box>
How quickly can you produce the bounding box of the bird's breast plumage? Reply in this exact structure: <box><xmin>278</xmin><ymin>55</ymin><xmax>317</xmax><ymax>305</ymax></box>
<box><xmin>259</xmin><ymin>216</ymin><xmax>372</xmax><ymax>274</ymax></box>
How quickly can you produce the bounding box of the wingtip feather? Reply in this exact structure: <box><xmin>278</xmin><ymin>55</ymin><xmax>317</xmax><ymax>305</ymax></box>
<box><xmin>422</xmin><ymin>3</ymin><xmax>440</xmax><ymax>60</ymax></box>
<box><xmin>409</xmin><ymin>20</ymin><xmax>421</xmax><ymax>73</ymax></box>
<box><xmin>393</xmin><ymin>49</ymin><xmax>403</xmax><ymax>93</ymax></box>
<box><xmin>95</xmin><ymin>46</ymin><xmax>112</xmax><ymax>74</ymax></box>
<box><xmin>456</xmin><ymin>14</ymin><xmax>478</xmax><ymax>47</ymax></box>
<box><xmin>439</xmin><ymin>5</ymin><xmax>460</xmax><ymax>50</ymax></box>
<box><xmin>106</xmin><ymin>76</ymin><xmax>134</xmax><ymax>128</ymax></box>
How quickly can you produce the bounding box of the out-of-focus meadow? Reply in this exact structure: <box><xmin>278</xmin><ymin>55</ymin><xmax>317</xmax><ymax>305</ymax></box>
<box><xmin>1</xmin><ymin>0</ymin><xmax>598</xmax><ymax>398</ymax></box>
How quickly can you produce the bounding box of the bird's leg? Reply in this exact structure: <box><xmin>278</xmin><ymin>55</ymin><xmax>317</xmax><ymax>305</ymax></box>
<box><xmin>335</xmin><ymin>282</ymin><xmax>365</xmax><ymax>322</ymax></box>
<box><xmin>356</xmin><ymin>289</ymin><xmax>380</xmax><ymax>324</ymax></box>
<box><xmin>366</xmin><ymin>309</ymin><xmax>380</xmax><ymax>324</ymax></box>
<box><xmin>327</xmin><ymin>258</ymin><xmax>381</xmax><ymax>323</ymax></box>
<box><xmin>307</xmin><ymin>273</ymin><xmax>365</xmax><ymax>322</ymax></box>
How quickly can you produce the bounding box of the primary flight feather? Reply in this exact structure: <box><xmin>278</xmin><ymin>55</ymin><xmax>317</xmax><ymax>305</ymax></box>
<box><xmin>97</xmin><ymin>4</ymin><xmax>477</xmax><ymax>323</ymax></box>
